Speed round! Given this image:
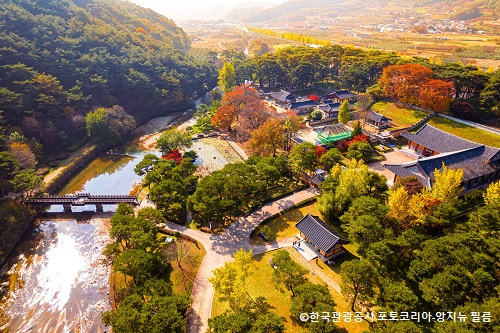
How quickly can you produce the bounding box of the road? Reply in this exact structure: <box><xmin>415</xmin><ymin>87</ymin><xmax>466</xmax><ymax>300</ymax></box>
<box><xmin>161</xmin><ymin>187</ymin><xmax>320</xmax><ymax>333</ymax></box>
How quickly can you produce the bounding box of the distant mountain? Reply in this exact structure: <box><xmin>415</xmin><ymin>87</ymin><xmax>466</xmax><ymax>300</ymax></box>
<box><xmin>227</xmin><ymin>0</ymin><xmax>497</xmax><ymax>23</ymax></box>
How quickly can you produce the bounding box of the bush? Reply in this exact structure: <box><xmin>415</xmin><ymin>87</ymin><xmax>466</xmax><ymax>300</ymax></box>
<box><xmin>260</xmin><ymin>225</ymin><xmax>274</xmax><ymax>238</ymax></box>
<box><xmin>336</xmin><ymin>139</ymin><xmax>349</xmax><ymax>152</ymax></box>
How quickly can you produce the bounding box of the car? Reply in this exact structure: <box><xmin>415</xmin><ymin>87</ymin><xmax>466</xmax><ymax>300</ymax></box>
<box><xmin>257</xmin><ymin>232</ymin><xmax>268</xmax><ymax>241</ymax></box>
<box><xmin>326</xmin><ymin>260</ymin><xmax>336</xmax><ymax>265</ymax></box>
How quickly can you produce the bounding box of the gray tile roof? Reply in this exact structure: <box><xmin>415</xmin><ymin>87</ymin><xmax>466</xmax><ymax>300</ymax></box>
<box><xmin>330</xmin><ymin>90</ymin><xmax>356</xmax><ymax>100</ymax></box>
<box><xmin>271</xmin><ymin>90</ymin><xmax>294</xmax><ymax>103</ymax></box>
<box><xmin>296</xmin><ymin>214</ymin><xmax>349</xmax><ymax>253</ymax></box>
<box><xmin>401</xmin><ymin>124</ymin><xmax>479</xmax><ymax>153</ymax></box>
<box><xmin>367</xmin><ymin>111</ymin><xmax>391</xmax><ymax>123</ymax></box>
<box><xmin>384</xmin><ymin>145</ymin><xmax>500</xmax><ymax>188</ymax></box>
<box><xmin>290</xmin><ymin>100</ymin><xmax>316</xmax><ymax>109</ymax></box>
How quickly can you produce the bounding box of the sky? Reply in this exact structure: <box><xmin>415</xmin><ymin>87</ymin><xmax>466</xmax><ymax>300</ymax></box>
<box><xmin>127</xmin><ymin>0</ymin><xmax>287</xmax><ymax>20</ymax></box>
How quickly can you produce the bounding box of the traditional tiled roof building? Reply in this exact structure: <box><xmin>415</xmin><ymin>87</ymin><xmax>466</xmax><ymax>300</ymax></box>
<box><xmin>384</xmin><ymin>124</ymin><xmax>500</xmax><ymax>190</ymax></box>
<box><xmin>296</xmin><ymin>214</ymin><xmax>349</xmax><ymax>260</ymax></box>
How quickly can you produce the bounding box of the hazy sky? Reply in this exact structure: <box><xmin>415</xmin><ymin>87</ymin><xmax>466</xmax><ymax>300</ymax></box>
<box><xmin>127</xmin><ymin>0</ymin><xmax>287</xmax><ymax>20</ymax></box>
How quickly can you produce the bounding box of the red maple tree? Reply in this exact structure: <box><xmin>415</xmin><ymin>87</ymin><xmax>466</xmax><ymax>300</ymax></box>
<box><xmin>162</xmin><ymin>149</ymin><xmax>183</xmax><ymax>164</ymax></box>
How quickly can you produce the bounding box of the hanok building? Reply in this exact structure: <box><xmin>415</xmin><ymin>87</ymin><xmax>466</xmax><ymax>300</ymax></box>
<box><xmin>315</xmin><ymin>124</ymin><xmax>352</xmax><ymax>145</ymax></box>
<box><xmin>289</xmin><ymin>99</ymin><xmax>317</xmax><ymax>114</ymax></box>
<box><xmin>270</xmin><ymin>89</ymin><xmax>295</xmax><ymax>105</ymax></box>
<box><xmin>384</xmin><ymin>124</ymin><xmax>500</xmax><ymax>190</ymax></box>
<box><xmin>366</xmin><ymin>111</ymin><xmax>391</xmax><ymax>129</ymax></box>
<box><xmin>317</xmin><ymin>102</ymin><xmax>341</xmax><ymax>118</ymax></box>
<box><xmin>296</xmin><ymin>214</ymin><xmax>350</xmax><ymax>261</ymax></box>
<box><xmin>327</xmin><ymin>90</ymin><xmax>357</xmax><ymax>104</ymax></box>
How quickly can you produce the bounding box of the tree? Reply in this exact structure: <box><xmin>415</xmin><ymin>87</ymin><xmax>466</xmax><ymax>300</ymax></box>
<box><xmin>85</xmin><ymin>106</ymin><xmax>136</xmax><ymax>145</ymax></box>
<box><xmin>350</xmin><ymin>120</ymin><xmax>362</xmax><ymax>138</ymax></box>
<box><xmin>317</xmin><ymin>160</ymin><xmax>388</xmax><ymax>220</ymax></box>
<box><xmin>8</xmin><ymin>141</ymin><xmax>36</xmax><ymax>169</ymax></box>
<box><xmin>419</xmin><ymin>79</ymin><xmax>455</xmax><ymax>112</ymax></box>
<box><xmin>484</xmin><ymin>180</ymin><xmax>500</xmax><ymax>206</ymax></box>
<box><xmin>156</xmin><ymin>129</ymin><xmax>192</xmax><ymax>155</ymax></box>
<box><xmin>308</xmin><ymin>109</ymin><xmax>323</xmax><ymax>120</ymax></box>
<box><xmin>315</xmin><ymin>145</ymin><xmax>326</xmax><ymax>158</ymax></box>
<box><xmin>347</xmin><ymin>141</ymin><xmax>374</xmax><ymax>162</ymax></box>
<box><xmin>253</xmin><ymin>313</ymin><xmax>285</xmax><ymax>333</ymax></box>
<box><xmin>393</xmin><ymin>176</ymin><xmax>424</xmax><ymax>196</ymax></box>
<box><xmin>211</xmin><ymin>104</ymin><xmax>236</xmax><ymax>131</ymax></box>
<box><xmin>218</xmin><ymin>62</ymin><xmax>236</xmax><ymax>93</ymax></box>
<box><xmin>387</xmin><ymin>186</ymin><xmax>411</xmax><ymax>225</ymax></box>
<box><xmin>248</xmin><ymin>118</ymin><xmax>284</xmax><ymax>156</ymax></box>
<box><xmin>430</xmin><ymin>163</ymin><xmax>463</xmax><ymax>205</ymax></box>
<box><xmin>378</xmin><ymin>64</ymin><xmax>434</xmax><ymax>105</ymax></box>
<box><xmin>290</xmin><ymin>282</ymin><xmax>336</xmax><ymax>318</ymax></box>
<box><xmin>337</xmin><ymin>100</ymin><xmax>350</xmax><ymax>124</ymax></box>
<box><xmin>272</xmin><ymin>250</ymin><xmax>308</xmax><ymax>296</ymax></box>
<box><xmin>340</xmin><ymin>259</ymin><xmax>379</xmax><ymax>312</ymax></box>
<box><xmin>134</xmin><ymin>154</ymin><xmax>160</xmax><ymax>177</ymax></box>
<box><xmin>319</xmin><ymin>148</ymin><xmax>341</xmax><ymax>171</ymax></box>
<box><xmin>289</xmin><ymin>142</ymin><xmax>317</xmax><ymax>175</ymax></box>
<box><xmin>282</xmin><ymin>112</ymin><xmax>301</xmax><ymax>152</ymax></box>
<box><xmin>10</xmin><ymin>169</ymin><xmax>42</xmax><ymax>198</ymax></box>
<box><xmin>0</xmin><ymin>151</ymin><xmax>18</xmax><ymax>195</ymax></box>
<box><xmin>210</xmin><ymin>249</ymin><xmax>253</xmax><ymax>312</ymax></box>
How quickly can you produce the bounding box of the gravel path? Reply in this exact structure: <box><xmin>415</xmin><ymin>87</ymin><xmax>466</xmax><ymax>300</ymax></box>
<box><xmin>161</xmin><ymin>187</ymin><xmax>320</xmax><ymax>333</ymax></box>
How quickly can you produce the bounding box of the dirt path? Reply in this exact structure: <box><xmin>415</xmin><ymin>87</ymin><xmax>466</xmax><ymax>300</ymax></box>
<box><xmin>161</xmin><ymin>187</ymin><xmax>320</xmax><ymax>333</ymax></box>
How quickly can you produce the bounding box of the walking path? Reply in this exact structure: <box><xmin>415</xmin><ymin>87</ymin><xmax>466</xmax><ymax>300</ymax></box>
<box><xmin>161</xmin><ymin>187</ymin><xmax>320</xmax><ymax>333</ymax></box>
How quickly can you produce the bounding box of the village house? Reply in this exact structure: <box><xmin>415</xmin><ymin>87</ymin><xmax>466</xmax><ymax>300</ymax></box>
<box><xmin>296</xmin><ymin>214</ymin><xmax>350</xmax><ymax>261</ymax></box>
<box><xmin>384</xmin><ymin>124</ymin><xmax>500</xmax><ymax>190</ymax></box>
<box><xmin>270</xmin><ymin>90</ymin><xmax>295</xmax><ymax>105</ymax></box>
<box><xmin>317</xmin><ymin>101</ymin><xmax>341</xmax><ymax>118</ymax></box>
<box><xmin>327</xmin><ymin>90</ymin><xmax>357</xmax><ymax>103</ymax></box>
<box><xmin>288</xmin><ymin>99</ymin><xmax>317</xmax><ymax>114</ymax></box>
<box><xmin>366</xmin><ymin>111</ymin><xmax>392</xmax><ymax>129</ymax></box>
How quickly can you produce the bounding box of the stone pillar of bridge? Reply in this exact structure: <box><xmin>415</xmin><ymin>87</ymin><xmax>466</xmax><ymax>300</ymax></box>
<box><xmin>63</xmin><ymin>204</ymin><xmax>72</xmax><ymax>212</ymax></box>
<box><xmin>96</xmin><ymin>203</ymin><xmax>103</xmax><ymax>213</ymax></box>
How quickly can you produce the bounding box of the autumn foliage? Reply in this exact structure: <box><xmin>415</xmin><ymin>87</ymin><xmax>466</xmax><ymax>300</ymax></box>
<box><xmin>212</xmin><ymin>85</ymin><xmax>276</xmax><ymax>139</ymax></box>
<box><xmin>135</xmin><ymin>27</ymin><xmax>147</xmax><ymax>35</ymax></box>
<box><xmin>162</xmin><ymin>149</ymin><xmax>183</xmax><ymax>164</ymax></box>
<box><xmin>377</xmin><ymin>64</ymin><xmax>455</xmax><ymax>112</ymax></box>
<box><xmin>308</xmin><ymin>95</ymin><xmax>319</xmax><ymax>103</ymax></box>
<box><xmin>348</xmin><ymin>134</ymin><xmax>370</xmax><ymax>146</ymax></box>
<box><xmin>315</xmin><ymin>146</ymin><xmax>327</xmax><ymax>157</ymax></box>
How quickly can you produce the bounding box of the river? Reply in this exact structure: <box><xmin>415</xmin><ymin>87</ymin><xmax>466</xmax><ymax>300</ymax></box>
<box><xmin>0</xmin><ymin>94</ymin><xmax>209</xmax><ymax>333</ymax></box>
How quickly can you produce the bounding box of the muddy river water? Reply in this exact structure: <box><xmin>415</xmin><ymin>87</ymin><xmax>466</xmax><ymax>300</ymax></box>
<box><xmin>0</xmin><ymin>95</ymin><xmax>209</xmax><ymax>333</ymax></box>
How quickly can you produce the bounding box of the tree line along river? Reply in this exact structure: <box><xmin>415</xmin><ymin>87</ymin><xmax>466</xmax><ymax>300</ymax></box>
<box><xmin>0</xmin><ymin>94</ymin><xmax>209</xmax><ymax>333</ymax></box>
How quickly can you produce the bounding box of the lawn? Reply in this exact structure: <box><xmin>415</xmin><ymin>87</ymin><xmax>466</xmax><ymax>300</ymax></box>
<box><xmin>371</xmin><ymin>101</ymin><xmax>428</xmax><ymax>129</ymax></box>
<box><xmin>427</xmin><ymin>116</ymin><xmax>500</xmax><ymax>148</ymax></box>
<box><xmin>249</xmin><ymin>200</ymin><xmax>320</xmax><ymax>245</ymax></box>
<box><xmin>164</xmin><ymin>237</ymin><xmax>206</xmax><ymax>295</ymax></box>
<box><xmin>212</xmin><ymin>248</ymin><xmax>368</xmax><ymax>333</ymax></box>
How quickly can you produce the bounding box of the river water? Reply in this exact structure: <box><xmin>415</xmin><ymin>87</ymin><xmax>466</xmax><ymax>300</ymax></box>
<box><xmin>0</xmin><ymin>95</ymin><xmax>209</xmax><ymax>333</ymax></box>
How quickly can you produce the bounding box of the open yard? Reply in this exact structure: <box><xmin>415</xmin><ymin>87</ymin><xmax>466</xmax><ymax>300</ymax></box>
<box><xmin>371</xmin><ymin>101</ymin><xmax>428</xmax><ymax>129</ymax></box>
<box><xmin>212</xmin><ymin>248</ymin><xmax>368</xmax><ymax>333</ymax></box>
<box><xmin>426</xmin><ymin>116</ymin><xmax>500</xmax><ymax>148</ymax></box>
<box><xmin>250</xmin><ymin>200</ymin><xmax>319</xmax><ymax>245</ymax></box>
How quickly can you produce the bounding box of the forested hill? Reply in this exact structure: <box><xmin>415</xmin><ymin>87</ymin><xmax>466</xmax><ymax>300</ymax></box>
<box><xmin>0</xmin><ymin>0</ymin><xmax>217</xmax><ymax>150</ymax></box>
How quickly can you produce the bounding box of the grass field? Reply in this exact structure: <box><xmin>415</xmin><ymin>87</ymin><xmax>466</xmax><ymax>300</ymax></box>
<box><xmin>249</xmin><ymin>201</ymin><xmax>320</xmax><ymax>245</ymax></box>
<box><xmin>427</xmin><ymin>116</ymin><xmax>500</xmax><ymax>148</ymax></box>
<box><xmin>371</xmin><ymin>102</ymin><xmax>428</xmax><ymax>129</ymax></box>
<box><xmin>165</xmin><ymin>238</ymin><xmax>206</xmax><ymax>295</ymax></box>
<box><xmin>212</xmin><ymin>248</ymin><xmax>368</xmax><ymax>333</ymax></box>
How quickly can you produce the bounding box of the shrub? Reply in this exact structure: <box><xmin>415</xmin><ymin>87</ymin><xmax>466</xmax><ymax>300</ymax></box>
<box><xmin>336</xmin><ymin>139</ymin><xmax>349</xmax><ymax>152</ymax></box>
